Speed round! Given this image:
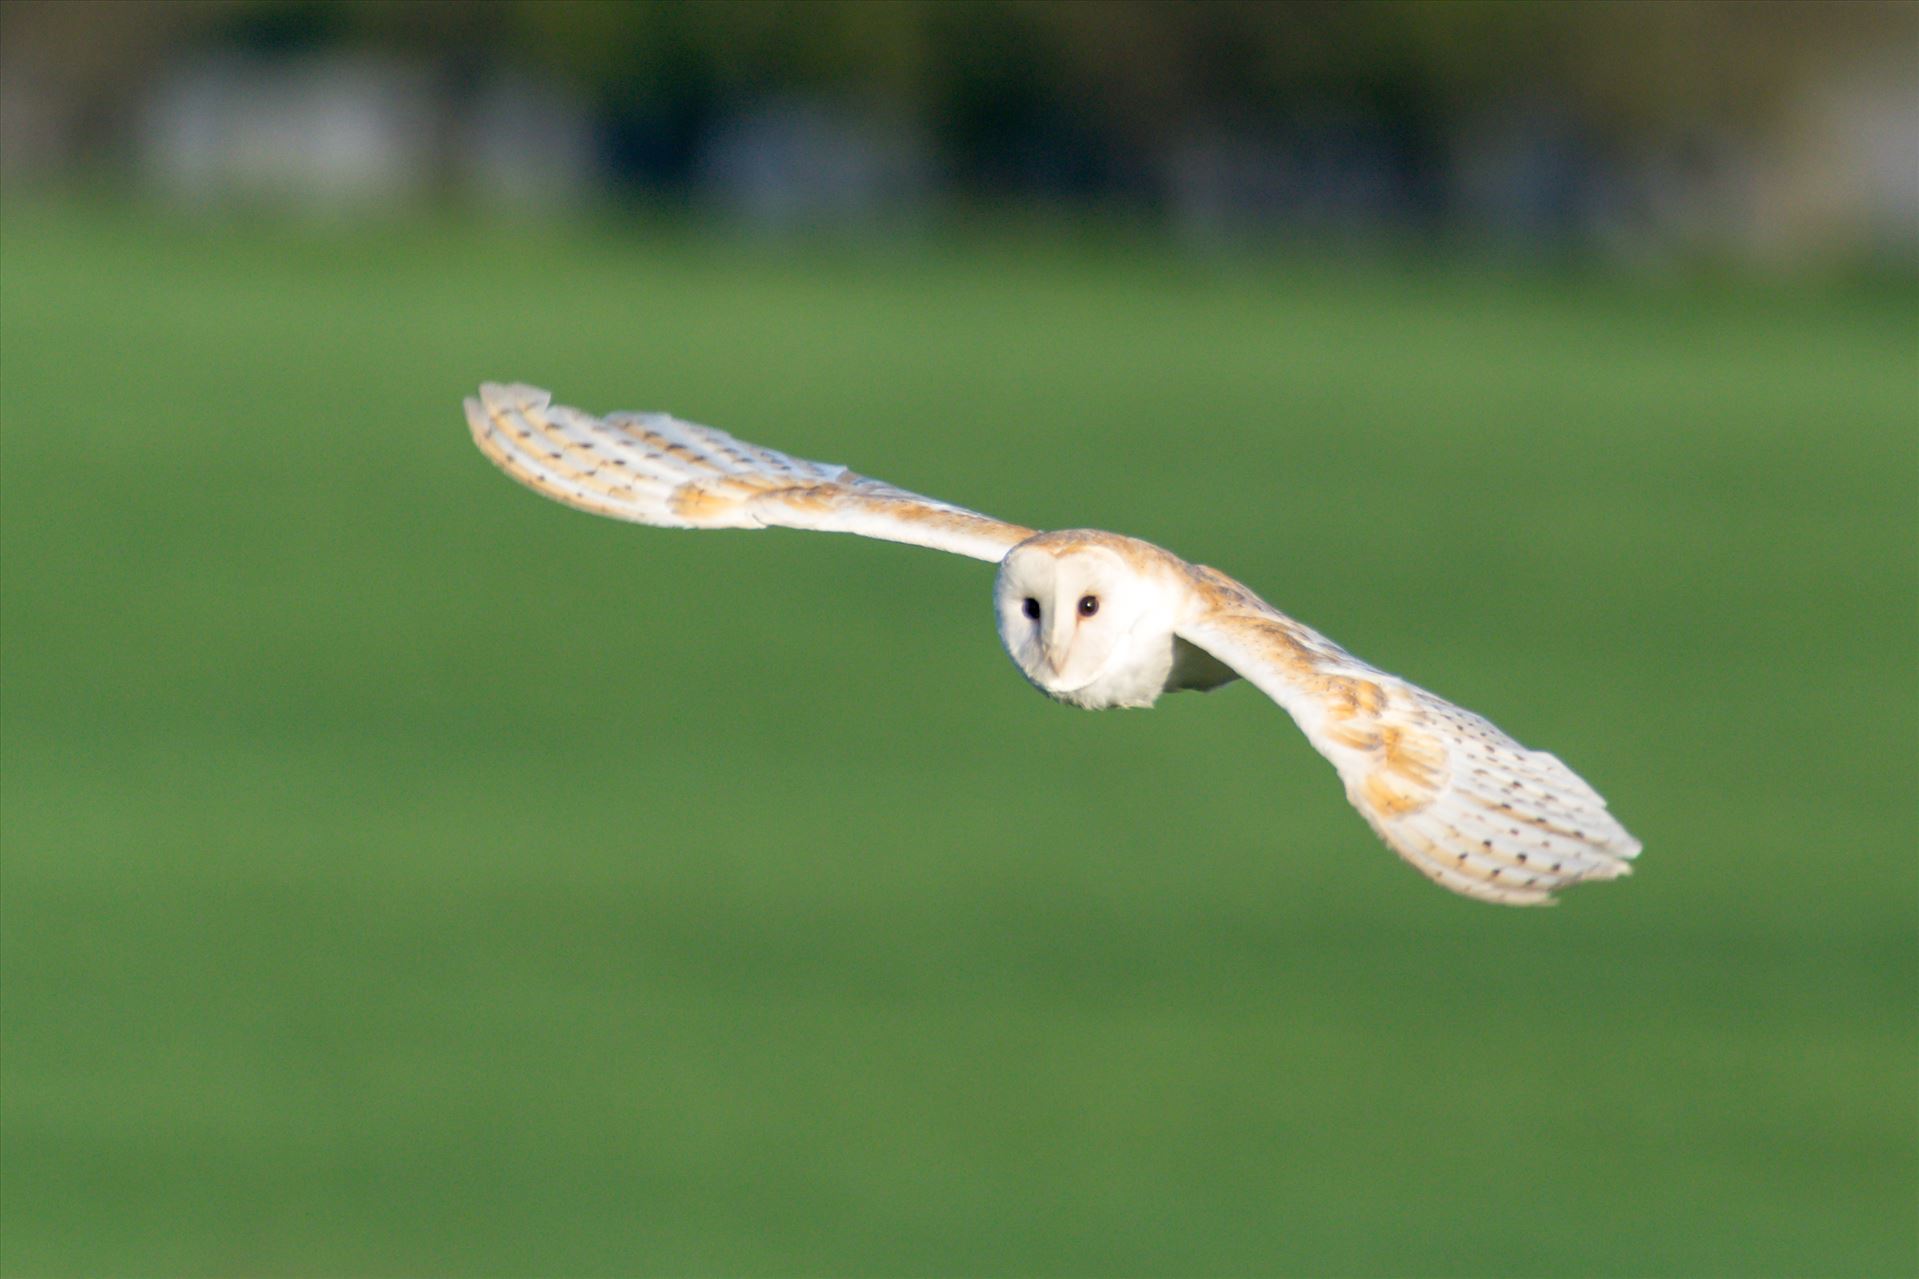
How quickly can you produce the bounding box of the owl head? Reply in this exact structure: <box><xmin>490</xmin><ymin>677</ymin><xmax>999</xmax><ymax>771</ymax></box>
<box><xmin>994</xmin><ymin>533</ymin><xmax>1178</xmax><ymax>708</ymax></box>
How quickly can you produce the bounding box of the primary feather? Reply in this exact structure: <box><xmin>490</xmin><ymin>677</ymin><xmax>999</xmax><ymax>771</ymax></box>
<box><xmin>468</xmin><ymin>383</ymin><xmax>1641</xmax><ymax>906</ymax></box>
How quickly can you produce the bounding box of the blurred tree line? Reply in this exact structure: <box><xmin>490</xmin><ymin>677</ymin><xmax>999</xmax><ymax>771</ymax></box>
<box><xmin>4</xmin><ymin>0</ymin><xmax>1913</xmax><ymax>260</ymax></box>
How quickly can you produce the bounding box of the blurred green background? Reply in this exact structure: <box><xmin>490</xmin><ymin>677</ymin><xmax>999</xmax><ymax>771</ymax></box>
<box><xmin>3</xmin><ymin>4</ymin><xmax>1917</xmax><ymax>1278</ymax></box>
<box><xmin>5</xmin><ymin>200</ymin><xmax>1914</xmax><ymax>1279</ymax></box>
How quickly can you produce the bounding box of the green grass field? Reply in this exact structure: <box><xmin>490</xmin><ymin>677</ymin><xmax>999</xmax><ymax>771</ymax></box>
<box><xmin>3</xmin><ymin>202</ymin><xmax>1914</xmax><ymax>1278</ymax></box>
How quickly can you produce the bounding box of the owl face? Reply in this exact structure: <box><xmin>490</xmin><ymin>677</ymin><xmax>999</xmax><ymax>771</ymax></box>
<box><xmin>995</xmin><ymin>540</ymin><xmax>1173</xmax><ymax>708</ymax></box>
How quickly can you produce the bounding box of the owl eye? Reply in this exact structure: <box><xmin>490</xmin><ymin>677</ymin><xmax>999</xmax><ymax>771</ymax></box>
<box><xmin>1022</xmin><ymin>597</ymin><xmax>1041</xmax><ymax>620</ymax></box>
<box><xmin>1078</xmin><ymin>595</ymin><xmax>1099</xmax><ymax>617</ymax></box>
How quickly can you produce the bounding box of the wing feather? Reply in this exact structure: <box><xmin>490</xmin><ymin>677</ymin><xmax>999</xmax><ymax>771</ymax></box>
<box><xmin>1175</xmin><ymin>566</ymin><xmax>1640</xmax><ymax>905</ymax></box>
<box><xmin>466</xmin><ymin>383</ymin><xmax>1035</xmax><ymax>562</ymax></box>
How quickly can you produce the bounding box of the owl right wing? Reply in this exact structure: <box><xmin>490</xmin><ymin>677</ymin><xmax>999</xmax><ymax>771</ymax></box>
<box><xmin>1175</xmin><ymin>565</ymin><xmax>1641</xmax><ymax>906</ymax></box>
<box><xmin>467</xmin><ymin>382</ymin><xmax>1036</xmax><ymax>563</ymax></box>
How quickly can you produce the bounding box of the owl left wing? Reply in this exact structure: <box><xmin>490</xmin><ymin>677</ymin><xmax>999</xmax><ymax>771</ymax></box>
<box><xmin>467</xmin><ymin>382</ymin><xmax>1035</xmax><ymax>562</ymax></box>
<box><xmin>1175</xmin><ymin>566</ymin><xmax>1640</xmax><ymax>905</ymax></box>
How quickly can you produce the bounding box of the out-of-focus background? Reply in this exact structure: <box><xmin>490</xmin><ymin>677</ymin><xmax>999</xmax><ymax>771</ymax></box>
<box><xmin>7</xmin><ymin>0</ymin><xmax>1919</xmax><ymax>263</ymax></box>
<box><xmin>2</xmin><ymin>3</ymin><xmax>1914</xmax><ymax>1276</ymax></box>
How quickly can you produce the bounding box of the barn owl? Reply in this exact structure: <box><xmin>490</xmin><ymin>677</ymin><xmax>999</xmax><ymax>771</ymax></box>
<box><xmin>466</xmin><ymin>383</ymin><xmax>1640</xmax><ymax>906</ymax></box>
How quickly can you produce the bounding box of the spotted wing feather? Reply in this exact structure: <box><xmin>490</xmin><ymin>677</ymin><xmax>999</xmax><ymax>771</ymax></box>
<box><xmin>1177</xmin><ymin>568</ymin><xmax>1640</xmax><ymax>905</ymax></box>
<box><xmin>466</xmin><ymin>382</ymin><xmax>1034</xmax><ymax>562</ymax></box>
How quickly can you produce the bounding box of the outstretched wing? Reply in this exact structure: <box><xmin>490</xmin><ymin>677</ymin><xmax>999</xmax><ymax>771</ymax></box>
<box><xmin>466</xmin><ymin>382</ymin><xmax>1036</xmax><ymax>563</ymax></box>
<box><xmin>1177</xmin><ymin>566</ymin><xmax>1640</xmax><ymax>906</ymax></box>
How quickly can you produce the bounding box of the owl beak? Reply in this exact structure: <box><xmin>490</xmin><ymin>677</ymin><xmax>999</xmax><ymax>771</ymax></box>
<box><xmin>1041</xmin><ymin>615</ymin><xmax>1074</xmax><ymax>677</ymax></box>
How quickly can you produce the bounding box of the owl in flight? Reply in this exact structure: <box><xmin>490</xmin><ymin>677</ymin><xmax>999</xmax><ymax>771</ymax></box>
<box><xmin>467</xmin><ymin>383</ymin><xmax>1640</xmax><ymax>906</ymax></box>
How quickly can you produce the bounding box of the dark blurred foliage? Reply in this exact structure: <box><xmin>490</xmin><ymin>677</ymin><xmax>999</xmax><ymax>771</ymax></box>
<box><xmin>5</xmin><ymin>0</ymin><xmax>1909</xmax><ymax>199</ymax></box>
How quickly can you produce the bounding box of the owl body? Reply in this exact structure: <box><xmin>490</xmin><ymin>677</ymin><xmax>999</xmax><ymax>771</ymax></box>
<box><xmin>468</xmin><ymin>383</ymin><xmax>1642</xmax><ymax>906</ymax></box>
